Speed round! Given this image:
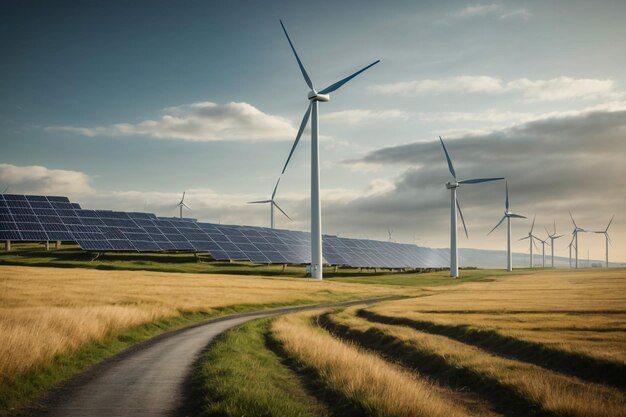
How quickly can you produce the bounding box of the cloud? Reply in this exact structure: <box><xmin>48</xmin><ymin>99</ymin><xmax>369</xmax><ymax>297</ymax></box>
<box><xmin>500</xmin><ymin>9</ymin><xmax>531</xmax><ymax>20</ymax></box>
<box><xmin>370</xmin><ymin>76</ymin><xmax>617</xmax><ymax>102</ymax></box>
<box><xmin>0</xmin><ymin>164</ymin><xmax>94</xmax><ymax>196</ymax></box>
<box><xmin>330</xmin><ymin>110</ymin><xmax>626</xmax><ymax>258</ymax></box>
<box><xmin>450</xmin><ymin>4</ymin><xmax>502</xmax><ymax>19</ymax></box>
<box><xmin>450</xmin><ymin>4</ymin><xmax>531</xmax><ymax>20</ymax></box>
<box><xmin>47</xmin><ymin>101</ymin><xmax>296</xmax><ymax>142</ymax></box>
<box><xmin>322</xmin><ymin>109</ymin><xmax>410</xmax><ymax>124</ymax></box>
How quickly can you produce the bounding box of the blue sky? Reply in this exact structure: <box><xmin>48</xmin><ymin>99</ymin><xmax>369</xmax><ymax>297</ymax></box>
<box><xmin>1</xmin><ymin>0</ymin><xmax>625</xmax><ymax>260</ymax></box>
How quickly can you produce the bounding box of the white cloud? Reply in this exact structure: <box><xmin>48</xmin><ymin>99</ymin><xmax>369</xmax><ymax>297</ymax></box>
<box><xmin>322</xmin><ymin>109</ymin><xmax>409</xmax><ymax>124</ymax></box>
<box><xmin>47</xmin><ymin>101</ymin><xmax>296</xmax><ymax>142</ymax></box>
<box><xmin>0</xmin><ymin>164</ymin><xmax>94</xmax><ymax>196</ymax></box>
<box><xmin>370</xmin><ymin>76</ymin><xmax>503</xmax><ymax>96</ymax></box>
<box><xmin>449</xmin><ymin>4</ymin><xmax>531</xmax><ymax>20</ymax></box>
<box><xmin>450</xmin><ymin>4</ymin><xmax>502</xmax><ymax>19</ymax></box>
<box><xmin>371</xmin><ymin>75</ymin><xmax>618</xmax><ymax>102</ymax></box>
<box><xmin>417</xmin><ymin>109</ymin><xmax>535</xmax><ymax>124</ymax></box>
<box><xmin>506</xmin><ymin>77</ymin><xmax>616</xmax><ymax>101</ymax></box>
<box><xmin>500</xmin><ymin>9</ymin><xmax>531</xmax><ymax>20</ymax></box>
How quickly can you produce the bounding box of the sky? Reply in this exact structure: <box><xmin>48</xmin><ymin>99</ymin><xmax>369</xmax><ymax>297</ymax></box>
<box><xmin>1</xmin><ymin>0</ymin><xmax>625</xmax><ymax>261</ymax></box>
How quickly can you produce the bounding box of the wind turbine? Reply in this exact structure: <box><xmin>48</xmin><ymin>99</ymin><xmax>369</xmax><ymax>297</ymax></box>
<box><xmin>387</xmin><ymin>228</ymin><xmax>394</xmax><ymax>242</ymax></box>
<box><xmin>567</xmin><ymin>235</ymin><xmax>576</xmax><ymax>268</ymax></box>
<box><xmin>439</xmin><ymin>137</ymin><xmax>504</xmax><ymax>278</ymax></box>
<box><xmin>248</xmin><ymin>178</ymin><xmax>292</xmax><ymax>229</ymax></box>
<box><xmin>519</xmin><ymin>215</ymin><xmax>537</xmax><ymax>268</ymax></box>
<box><xmin>593</xmin><ymin>215</ymin><xmax>614</xmax><ymax>268</ymax></box>
<box><xmin>533</xmin><ymin>235</ymin><xmax>549</xmax><ymax>268</ymax></box>
<box><xmin>545</xmin><ymin>220</ymin><xmax>564</xmax><ymax>268</ymax></box>
<box><xmin>177</xmin><ymin>192</ymin><xmax>190</xmax><ymax>219</ymax></box>
<box><xmin>279</xmin><ymin>20</ymin><xmax>380</xmax><ymax>280</ymax></box>
<box><xmin>487</xmin><ymin>181</ymin><xmax>525</xmax><ymax>272</ymax></box>
<box><xmin>569</xmin><ymin>212</ymin><xmax>586</xmax><ymax>268</ymax></box>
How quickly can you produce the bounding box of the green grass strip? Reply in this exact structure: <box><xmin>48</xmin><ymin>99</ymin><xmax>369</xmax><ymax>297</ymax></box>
<box><xmin>196</xmin><ymin>318</ymin><xmax>329</xmax><ymax>417</ymax></box>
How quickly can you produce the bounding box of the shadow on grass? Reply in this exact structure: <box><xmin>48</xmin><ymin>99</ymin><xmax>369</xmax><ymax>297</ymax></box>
<box><xmin>358</xmin><ymin>309</ymin><xmax>626</xmax><ymax>390</ymax></box>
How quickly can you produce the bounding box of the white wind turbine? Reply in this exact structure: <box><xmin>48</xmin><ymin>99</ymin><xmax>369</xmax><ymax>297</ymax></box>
<box><xmin>439</xmin><ymin>137</ymin><xmax>504</xmax><ymax>278</ymax></box>
<box><xmin>569</xmin><ymin>212</ymin><xmax>586</xmax><ymax>268</ymax></box>
<box><xmin>487</xmin><ymin>181</ymin><xmax>525</xmax><ymax>272</ymax></box>
<box><xmin>177</xmin><ymin>192</ymin><xmax>191</xmax><ymax>219</ymax></box>
<box><xmin>545</xmin><ymin>221</ymin><xmax>564</xmax><ymax>268</ymax></box>
<box><xmin>247</xmin><ymin>178</ymin><xmax>292</xmax><ymax>229</ymax></box>
<box><xmin>279</xmin><ymin>20</ymin><xmax>380</xmax><ymax>280</ymax></box>
<box><xmin>519</xmin><ymin>215</ymin><xmax>538</xmax><ymax>268</ymax></box>
<box><xmin>533</xmin><ymin>234</ymin><xmax>549</xmax><ymax>268</ymax></box>
<box><xmin>593</xmin><ymin>215</ymin><xmax>614</xmax><ymax>268</ymax></box>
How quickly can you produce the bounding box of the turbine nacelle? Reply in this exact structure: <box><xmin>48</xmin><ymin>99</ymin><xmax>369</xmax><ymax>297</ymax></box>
<box><xmin>445</xmin><ymin>181</ymin><xmax>459</xmax><ymax>189</ymax></box>
<box><xmin>307</xmin><ymin>91</ymin><xmax>330</xmax><ymax>102</ymax></box>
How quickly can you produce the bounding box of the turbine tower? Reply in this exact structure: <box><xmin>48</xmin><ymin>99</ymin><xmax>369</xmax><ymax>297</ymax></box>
<box><xmin>545</xmin><ymin>221</ymin><xmax>563</xmax><ymax>268</ymax></box>
<box><xmin>569</xmin><ymin>212</ymin><xmax>586</xmax><ymax>269</ymax></box>
<box><xmin>279</xmin><ymin>20</ymin><xmax>380</xmax><ymax>280</ymax></box>
<box><xmin>247</xmin><ymin>178</ymin><xmax>292</xmax><ymax>229</ymax></box>
<box><xmin>593</xmin><ymin>215</ymin><xmax>614</xmax><ymax>268</ymax></box>
<box><xmin>439</xmin><ymin>137</ymin><xmax>504</xmax><ymax>278</ymax></box>
<box><xmin>177</xmin><ymin>192</ymin><xmax>190</xmax><ymax>219</ymax></box>
<box><xmin>519</xmin><ymin>215</ymin><xmax>537</xmax><ymax>268</ymax></box>
<box><xmin>487</xmin><ymin>181</ymin><xmax>525</xmax><ymax>272</ymax></box>
<box><xmin>567</xmin><ymin>235</ymin><xmax>576</xmax><ymax>268</ymax></box>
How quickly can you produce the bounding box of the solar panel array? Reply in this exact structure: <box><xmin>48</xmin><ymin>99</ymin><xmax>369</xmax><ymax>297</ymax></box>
<box><xmin>0</xmin><ymin>194</ymin><xmax>448</xmax><ymax>268</ymax></box>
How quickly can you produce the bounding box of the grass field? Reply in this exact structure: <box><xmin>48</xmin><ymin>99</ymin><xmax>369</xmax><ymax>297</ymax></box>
<box><xmin>198</xmin><ymin>268</ymin><xmax>626</xmax><ymax>417</ymax></box>
<box><xmin>0</xmin><ymin>264</ymin><xmax>410</xmax><ymax>415</ymax></box>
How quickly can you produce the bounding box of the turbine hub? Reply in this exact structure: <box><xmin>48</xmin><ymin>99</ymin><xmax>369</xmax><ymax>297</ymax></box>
<box><xmin>308</xmin><ymin>91</ymin><xmax>330</xmax><ymax>102</ymax></box>
<box><xmin>445</xmin><ymin>182</ymin><xmax>459</xmax><ymax>189</ymax></box>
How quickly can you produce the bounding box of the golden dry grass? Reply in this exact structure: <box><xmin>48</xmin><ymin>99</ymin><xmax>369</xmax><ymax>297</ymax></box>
<box><xmin>0</xmin><ymin>265</ymin><xmax>404</xmax><ymax>381</ymax></box>
<box><xmin>272</xmin><ymin>311</ymin><xmax>492</xmax><ymax>417</ymax></box>
<box><xmin>332</xmin><ymin>308</ymin><xmax>626</xmax><ymax>417</ymax></box>
<box><xmin>369</xmin><ymin>268</ymin><xmax>626</xmax><ymax>363</ymax></box>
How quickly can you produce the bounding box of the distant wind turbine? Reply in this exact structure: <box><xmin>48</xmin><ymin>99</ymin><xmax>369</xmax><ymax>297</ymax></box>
<box><xmin>487</xmin><ymin>181</ymin><xmax>525</xmax><ymax>272</ymax></box>
<box><xmin>567</xmin><ymin>235</ymin><xmax>576</xmax><ymax>268</ymax></box>
<box><xmin>593</xmin><ymin>215</ymin><xmax>614</xmax><ymax>268</ymax></box>
<box><xmin>279</xmin><ymin>20</ymin><xmax>380</xmax><ymax>280</ymax></box>
<box><xmin>439</xmin><ymin>136</ymin><xmax>504</xmax><ymax>278</ymax></box>
<box><xmin>569</xmin><ymin>212</ymin><xmax>586</xmax><ymax>269</ymax></box>
<box><xmin>545</xmin><ymin>220</ymin><xmax>564</xmax><ymax>268</ymax></box>
<box><xmin>248</xmin><ymin>178</ymin><xmax>292</xmax><ymax>229</ymax></box>
<box><xmin>534</xmin><ymin>235</ymin><xmax>549</xmax><ymax>268</ymax></box>
<box><xmin>519</xmin><ymin>215</ymin><xmax>537</xmax><ymax>268</ymax></box>
<box><xmin>177</xmin><ymin>192</ymin><xmax>191</xmax><ymax>219</ymax></box>
<box><xmin>387</xmin><ymin>228</ymin><xmax>394</xmax><ymax>242</ymax></box>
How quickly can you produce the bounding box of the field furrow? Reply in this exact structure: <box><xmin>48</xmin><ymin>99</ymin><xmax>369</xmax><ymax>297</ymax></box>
<box><xmin>324</xmin><ymin>308</ymin><xmax>626</xmax><ymax>417</ymax></box>
<box><xmin>272</xmin><ymin>310</ymin><xmax>499</xmax><ymax>417</ymax></box>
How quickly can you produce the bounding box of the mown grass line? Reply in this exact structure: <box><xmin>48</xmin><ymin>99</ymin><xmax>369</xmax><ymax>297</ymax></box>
<box><xmin>358</xmin><ymin>309</ymin><xmax>626</xmax><ymax>390</ymax></box>
<box><xmin>0</xmin><ymin>299</ymin><xmax>357</xmax><ymax>417</ymax></box>
<box><xmin>319</xmin><ymin>312</ymin><xmax>553</xmax><ymax>417</ymax></box>
<box><xmin>193</xmin><ymin>317</ymin><xmax>333</xmax><ymax>417</ymax></box>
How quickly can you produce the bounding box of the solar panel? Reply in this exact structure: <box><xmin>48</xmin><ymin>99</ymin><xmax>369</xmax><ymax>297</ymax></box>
<box><xmin>1</xmin><ymin>193</ymin><xmax>450</xmax><ymax>269</ymax></box>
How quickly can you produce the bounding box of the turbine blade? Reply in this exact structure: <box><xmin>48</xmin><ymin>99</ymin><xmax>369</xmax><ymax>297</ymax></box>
<box><xmin>487</xmin><ymin>216</ymin><xmax>506</xmax><ymax>236</ymax></box>
<box><xmin>545</xmin><ymin>226</ymin><xmax>550</xmax><ymax>236</ymax></box>
<box><xmin>182</xmin><ymin>203</ymin><xmax>191</xmax><ymax>210</ymax></box>
<box><xmin>271</xmin><ymin>177</ymin><xmax>281</xmax><ymax>200</ymax></box>
<box><xmin>509</xmin><ymin>213</ymin><xmax>526</xmax><ymax>219</ymax></box>
<box><xmin>279</xmin><ymin>20</ymin><xmax>314</xmax><ymax>91</ymax></box>
<box><xmin>281</xmin><ymin>103</ymin><xmax>312</xmax><ymax>175</ymax></box>
<box><xmin>569</xmin><ymin>211</ymin><xmax>578</xmax><ymax>228</ymax></box>
<box><xmin>519</xmin><ymin>236</ymin><xmax>530</xmax><ymax>241</ymax></box>
<box><xmin>530</xmin><ymin>214</ymin><xmax>536</xmax><ymax>234</ymax></box>
<box><xmin>439</xmin><ymin>136</ymin><xmax>456</xmax><ymax>180</ymax></box>
<box><xmin>532</xmin><ymin>237</ymin><xmax>539</xmax><ymax>250</ymax></box>
<box><xmin>247</xmin><ymin>200</ymin><xmax>271</xmax><ymax>204</ymax></box>
<box><xmin>318</xmin><ymin>60</ymin><xmax>380</xmax><ymax>94</ymax></box>
<box><xmin>456</xmin><ymin>197</ymin><xmax>468</xmax><ymax>238</ymax></box>
<box><xmin>606</xmin><ymin>214</ymin><xmax>615</xmax><ymax>232</ymax></box>
<box><xmin>273</xmin><ymin>202</ymin><xmax>293</xmax><ymax>221</ymax></box>
<box><xmin>554</xmin><ymin>234</ymin><xmax>564</xmax><ymax>239</ymax></box>
<box><xmin>505</xmin><ymin>181</ymin><xmax>509</xmax><ymax>211</ymax></box>
<box><xmin>459</xmin><ymin>177</ymin><xmax>505</xmax><ymax>184</ymax></box>
<box><xmin>553</xmin><ymin>219</ymin><xmax>557</xmax><ymax>235</ymax></box>
<box><xmin>1</xmin><ymin>186</ymin><xmax>8</xmax><ymax>193</ymax></box>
